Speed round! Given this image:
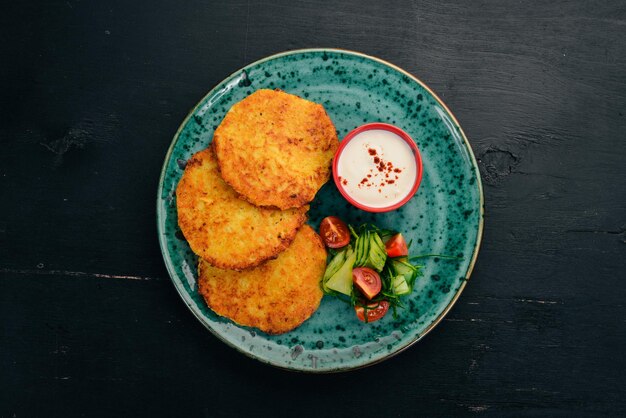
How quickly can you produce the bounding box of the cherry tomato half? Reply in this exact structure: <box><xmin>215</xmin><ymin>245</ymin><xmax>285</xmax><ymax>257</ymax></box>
<box><xmin>319</xmin><ymin>216</ymin><xmax>350</xmax><ymax>248</ymax></box>
<box><xmin>352</xmin><ymin>267</ymin><xmax>381</xmax><ymax>300</ymax></box>
<box><xmin>355</xmin><ymin>300</ymin><xmax>390</xmax><ymax>323</ymax></box>
<box><xmin>385</xmin><ymin>233</ymin><xmax>408</xmax><ymax>258</ymax></box>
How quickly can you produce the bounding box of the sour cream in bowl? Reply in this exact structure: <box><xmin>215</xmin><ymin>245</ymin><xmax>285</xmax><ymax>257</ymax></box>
<box><xmin>333</xmin><ymin>123</ymin><xmax>423</xmax><ymax>212</ymax></box>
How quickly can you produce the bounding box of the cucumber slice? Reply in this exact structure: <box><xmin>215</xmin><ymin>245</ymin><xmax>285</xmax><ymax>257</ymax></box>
<box><xmin>325</xmin><ymin>249</ymin><xmax>357</xmax><ymax>296</ymax></box>
<box><xmin>392</xmin><ymin>274</ymin><xmax>411</xmax><ymax>295</ymax></box>
<box><xmin>368</xmin><ymin>251</ymin><xmax>385</xmax><ymax>272</ymax></box>
<box><xmin>354</xmin><ymin>230</ymin><xmax>387</xmax><ymax>272</ymax></box>
<box><xmin>356</xmin><ymin>231</ymin><xmax>370</xmax><ymax>267</ymax></box>
<box><xmin>391</xmin><ymin>259</ymin><xmax>416</xmax><ymax>278</ymax></box>
<box><xmin>372</xmin><ymin>231</ymin><xmax>386</xmax><ymax>252</ymax></box>
<box><xmin>359</xmin><ymin>231</ymin><xmax>370</xmax><ymax>266</ymax></box>
<box><xmin>391</xmin><ymin>259</ymin><xmax>422</xmax><ymax>288</ymax></box>
<box><xmin>323</xmin><ymin>249</ymin><xmax>347</xmax><ymax>284</ymax></box>
<box><xmin>368</xmin><ymin>232</ymin><xmax>387</xmax><ymax>271</ymax></box>
<box><xmin>355</xmin><ymin>232</ymin><xmax>365</xmax><ymax>266</ymax></box>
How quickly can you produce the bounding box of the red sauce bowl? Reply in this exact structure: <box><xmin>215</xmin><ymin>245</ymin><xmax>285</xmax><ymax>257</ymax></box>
<box><xmin>332</xmin><ymin>122</ymin><xmax>423</xmax><ymax>213</ymax></box>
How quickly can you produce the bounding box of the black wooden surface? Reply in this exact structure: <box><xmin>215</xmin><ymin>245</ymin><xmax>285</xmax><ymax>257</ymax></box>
<box><xmin>2</xmin><ymin>0</ymin><xmax>625</xmax><ymax>416</ymax></box>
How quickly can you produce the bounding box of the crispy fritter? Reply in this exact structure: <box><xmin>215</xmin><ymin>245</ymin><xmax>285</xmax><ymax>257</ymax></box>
<box><xmin>213</xmin><ymin>89</ymin><xmax>339</xmax><ymax>210</ymax></box>
<box><xmin>197</xmin><ymin>225</ymin><xmax>326</xmax><ymax>335</ymax></box>
<box><xmin>176</xmin><ymin>147</ymin><xmax>308</xmax><ymax>270</ymax></box>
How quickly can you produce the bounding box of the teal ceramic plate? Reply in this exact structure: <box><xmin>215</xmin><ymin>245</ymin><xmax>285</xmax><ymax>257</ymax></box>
<box><xmin>157</xmin><ymin>49</ymin><xmax>483</xmax><ymax>372</ymax></box>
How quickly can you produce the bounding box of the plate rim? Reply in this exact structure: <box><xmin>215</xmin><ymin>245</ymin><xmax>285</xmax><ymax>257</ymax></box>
<box><xmin>156</xmin><ymin>48</ymin><xmax>484</xmax><ymax>373</ymax></box>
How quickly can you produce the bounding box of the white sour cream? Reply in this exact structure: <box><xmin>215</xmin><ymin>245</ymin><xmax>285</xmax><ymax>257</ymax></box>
<box><xmin>336</xmin><ymin>129</ymin><xmax>417</xmax><ymax>209</ymax></box>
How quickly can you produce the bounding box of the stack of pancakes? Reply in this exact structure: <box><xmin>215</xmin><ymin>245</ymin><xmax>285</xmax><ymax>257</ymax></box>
<box><xmin>176</xmin><ymin>89</ymin><xmax>339</xmax><ymax>334</ymax></box>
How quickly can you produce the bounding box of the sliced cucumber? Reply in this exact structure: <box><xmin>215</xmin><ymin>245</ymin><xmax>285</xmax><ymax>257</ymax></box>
<box><xmin>391</xmin><ymin>259</ymin><xmax>416</xmax><ymax>278</ymax></box>
<box><xmin>355</xmin><ymin>230</ymin><xmax>369</xmax><ymax>267</ymax></box>
<box><xmin>391</xmin><ymin>274</ymin><xmax>411</xmax><ymax>296</ymax></box>
<box><xmin>361</xmin><ymin>230</ymin><xmax>370</xmax><ymax>266</ymax></box>
<box><xmin>355</xmin><ymin>232</ymin><xmax>364</xmax><ymax>266</ymax></box>
<box><xmin>368</xmin><ymin>232</ymin><xmax>387</xmax><ymax>272</ymax></box>
<box><xmin>390</xmin><ymin>259</ymin><xmax>423</xmax><ymax>289</ymax></box>
<box><xmin>372</xmin><ymin>230</ymin><xmax>386</xmax><ymax>251</ymax></box>
<box><xmin>325</xmin><ymin>248</ymin><xmax>356</xmax><ymax>296</ymax></box>
<box><xmin>354</xmin><ymin>230</ymin><xmax>387</xmax><ymax>272</ymax></box>
<box><xmin>323</xmin><ymin>249</ymin><xmax>347</xmax><ymax>285</ymax></box>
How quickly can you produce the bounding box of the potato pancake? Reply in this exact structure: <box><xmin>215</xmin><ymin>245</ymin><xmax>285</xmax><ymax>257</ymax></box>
<box><xmin>197</xmin><ymin>225</ymin><xmax>326</xmax><ymax>335</ymax></box>
<box><xmin>176</xmin><ymin>147</ymin><xmax>307</xmax><ymax>270</ymax></box>
<box><xmin>213</xmin><ymin>89</ymin><xmax>339</xmax><ymax>210</ymax></box>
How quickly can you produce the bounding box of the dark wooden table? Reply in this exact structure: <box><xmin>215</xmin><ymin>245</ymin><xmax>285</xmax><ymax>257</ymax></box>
<box><xmin>2</xmin><ymin>1</ymin><xmax>625</xmax><ymax>416</ymax></box>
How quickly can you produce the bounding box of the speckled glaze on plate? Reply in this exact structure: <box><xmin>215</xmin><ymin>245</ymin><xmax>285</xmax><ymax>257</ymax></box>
<box><xmin>157</xmin><ymin>49</ymin><xmax>484</xmax><ymax>372</ymax></box>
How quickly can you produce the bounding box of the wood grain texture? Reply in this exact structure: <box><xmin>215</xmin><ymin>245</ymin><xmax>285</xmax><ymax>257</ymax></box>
<box><xmin>1</xmin><ymin>0</ymin><xmax>625</xmax><ymax>416</ymax></box>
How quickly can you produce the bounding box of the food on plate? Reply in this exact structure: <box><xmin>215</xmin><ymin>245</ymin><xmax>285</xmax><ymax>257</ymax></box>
<box><xmin>319</xmin><ymin>217</ymin><xmax>424</xmax><ymax>323</ymax></box>
<box><xmin>213</xmin><ymin>89</ymin><xmax>339</xmax><ymax>210</ymax></box>
<box><xmin>355</xmin><ymin>300</ymin><xmax>389</xmax><ymax>323</ymax></box>
<box><xmin>334</xmin><ymin>124</ymin><xmax>421</xmax><ymax>212</ymax></box>
<box><xmin>385</xmin><ymin>233</ymin><xmax>408</xmax><ymax>258</ymax></box>
<box><xmin>352</xmin><ymin>267</ymin><xmax>381</xmax><ymax>300</ymax></box>
<box><xmin>197</xmin><ymin>225</ymin><xmax>326</xmax><ymax>334</ymax></box>
<box><xmin>176</xmin><ymin>146</ymin><xmax>308</xmax><ymax>270</ymax></box>
<box><xmin>319</xmin><ymin>216</ymin><xmax>350</xmax><ymax>248</ymax></box>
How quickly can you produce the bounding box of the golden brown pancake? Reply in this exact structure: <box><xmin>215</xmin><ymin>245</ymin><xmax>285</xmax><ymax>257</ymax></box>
<box><xmin>176</xmin><ymin>147</ymin><xmax>307</xmax><ymax>270</ymax></box>
<box><xmin>213</xmin><ymin>89</ymin><xmax>339</xmax><ymax>210</ymax></box>
<box><xmin>197</xmin><ymin>225</ymin><xmax>326</xmax><ymax>334</ymax></box>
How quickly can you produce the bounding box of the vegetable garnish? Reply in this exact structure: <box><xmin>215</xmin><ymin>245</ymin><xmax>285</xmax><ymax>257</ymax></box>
<box><xmin>319</xmin><ymin>216</ymin><xmax>351</xmax><ymax>248</ymax></box>
<box><xmin>355</xmin><ymin>300</ymin><xmax>390</xmax><ymax>323</ymax></box>
<box><xmin>352</xmin><ymin>267</ymin><xmax>381</xmax><ymax>300</ymax></box>
<box><xmin>385</xmin><ymin>233</ymin><xmax>408</xmax><ymax>258</ymax></box>
<box><xmin>319</xmin><ymin>218</ymin><xmax>428</xmax><ymax>323</ymax></box>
